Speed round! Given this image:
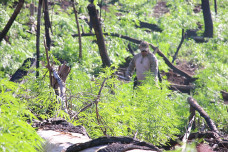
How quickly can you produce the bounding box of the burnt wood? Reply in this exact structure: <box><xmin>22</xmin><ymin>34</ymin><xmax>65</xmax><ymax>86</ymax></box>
<box><xmin>136</xmin><ymin>21</ymin><xmax>163</xmax><ymax>32</ymax></box>
<box><xmin>36</xmin><ymin>0</ymin><xmax>43</xmax><ymax>77</ymax></box>
<box><xmin>87</xmin><ymin>4</ymin><xmax>111</xmax><ymax>67</ymax></box>
<box><xmin>201</xmin><ymin>0</ymin><xmax>213</xmax><ymax>37</ymax></box>
<box><xmin>10</xmin><ymin>58</ymin><xmax>36</xmax><ymax>82</ymax></box>
<box><xmin>172</xmin><ymin>29</ymin><xmax>185</xmax><ymax>63</ymax></box>
<box><xmin>66</xmin><ymin>136</ymin><xmax>161</xmax><ymax>152</ymax></box>
<box><xmin>44</xmin><ymin>0</ymin><xmax>51</xmax><ymax>50</ymax></box>
<box><xmin>0</xmin><ymin>0</ymin><xmax>24</xmax><ymax>42</ymax></box>
<box><xmin>187</xmin><ymin>97</ymin><xmax>219</xmax><ymax>134</ymax></box>
<box><xmin>169</xmin><ymin>84</ymin><xmax>195</xmax><ymax>94</ymax></box>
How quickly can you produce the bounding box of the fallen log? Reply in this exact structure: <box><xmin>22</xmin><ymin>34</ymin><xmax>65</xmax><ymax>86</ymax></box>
<box><xmin>66</xmin><ymin>136</ymin><xmax>161</xmax><ymax>152</ymax></box>
<box><xmin>135</xmin><ymin>20</ymin><xmax>163</xmax><ymax>32</ymax></box>
<box><xmin>10</xmin><ymin>58</ymin><xmax>36</xmax><ymax>82</ymax></box>
<box><xmin>169</xmin><ymin>84</ymin><xmax>195</xmax><ymax>93</ymax></box>
<box><xmin>187</xmin><ymin>97</ymin><xmax>219</xmax><ymax>134</ymax></box>
<box><xmin>72</xmin><ymin>32</ymin><xmax>195</xmax><ymax>81</ymax></box>
<box><xmin>221</xmin><ymin>90</ymin><xmax>228</xmax><ymax>102</ymax></box>
<box><xmin>187</xmin><ymin>131</ymin><xmax>220</xmax><ymax>140</ymax></box>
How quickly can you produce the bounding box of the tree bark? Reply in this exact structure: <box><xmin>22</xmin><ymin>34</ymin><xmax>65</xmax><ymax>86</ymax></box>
<box><xmin>44</xmin><ymin>0</ymin><xmax>51</xmax><ymax>50</ymax></box>
<box><xmin>214</xmin><ymin>0</ymin><xmax>217</xmax><ymax>15</ymax></box>
<box><xmin>201</xmin><ymin>0</ymin><xmax>213</xmax><ymax>38</ymax></box>
<box><xmin>36</xmin><ymin>0</ymin><xmax>43</xmax><ymax>78</ymax></box>
<box><xmin>0</xmin><ymin>0</ymin><xmax>24</xmax><ymax>42</ymax></box>
<box><xmin>187</xmin><ymin>97</ymin><xmax>219</xmax><ymax>134</ymax></box>
<box><xmin>71</xmin><ymin>0</ymin><xmax>82</xmax><ymax>62</ymax></box>
<box><xmin>87</xmin><ymin>3</ymin><xmax>111</xmax><ymax>67</ymax></box>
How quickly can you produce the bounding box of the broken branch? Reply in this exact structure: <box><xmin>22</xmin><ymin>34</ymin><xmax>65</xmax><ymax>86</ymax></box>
<box><xmin>187</xmin><ymin>97</ymin><xmax>219</xmax><ymax>134</ymax></box>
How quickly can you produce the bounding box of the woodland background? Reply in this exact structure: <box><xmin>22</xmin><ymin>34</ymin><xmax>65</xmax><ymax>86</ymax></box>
<box><xmin>0</xmin><ymin>0</ymin><xmax>227</xmax><ymax>151</ymax></box>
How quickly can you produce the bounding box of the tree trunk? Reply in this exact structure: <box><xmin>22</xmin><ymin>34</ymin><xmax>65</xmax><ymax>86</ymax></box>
<box><xmin>44</xmin><ymin>0</ymin><xmax>51</xmax><ymax>50</ymax></box>
<box><xmin>0</xmin><ymin>0</ymin><xmax>24</xmax><ymax>42</ymax></box>
<box><xmin>36</xmin><ymin>0</ymin><xmax>43</xmax><ymax>78</ymax></box>
<box><xmin>214</xmin><ymin>0</ymin><xmax>217</xmax><ymax>15</ymax></box>
<box><xmin>87</xmin><ymin>3</ymin><xmax>111</xmax><ymax>67</ymax></box>
<box><xmin>201</xmin><ymin>0</ymin><xmax>213</xmax><ymax>38</ymax></box>
<box><xmin>71</xmin><ymin>0</ymin><xmax>82</xmax><ymax>62</ymax></box>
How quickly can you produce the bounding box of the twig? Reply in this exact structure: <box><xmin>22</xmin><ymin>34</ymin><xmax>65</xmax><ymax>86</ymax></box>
<box><xmin>182</xmin><ymin>115</ymin><xmax>195</xmax><ymax>152</ymax></box>
<box><xmin>71</xmin><ymin>78</ymin><xmax>107</xmax><ymax>119</ymax></box>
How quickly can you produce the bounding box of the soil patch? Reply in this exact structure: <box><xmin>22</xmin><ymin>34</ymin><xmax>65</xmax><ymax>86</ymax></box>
<box><xmin>153</xmin><ymin>1</ymin><xmax>170</xmax><ymax>18</ymax></box>
<box><xmin>161</xmin><ymin>59</ymin><xmax>198</xmax><ymax>85</ymax></box>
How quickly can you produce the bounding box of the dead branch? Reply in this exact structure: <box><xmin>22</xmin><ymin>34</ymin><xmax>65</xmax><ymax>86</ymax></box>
<box><xmin>71</xmin><ymin>0</ymin><xmax>82</xmax><ymax>62</ymax></box>
<box><xmin>95</xmin><ymin>78</ymin><xmax>107</xmax><ymax>136</ymax></box>
<box><xmin>187</xmin><ymin>97</ymin><xmax>219</xmax><ymax>134</ymax></box>
<box><xmin>169</xmin><ymin>84</ymin><xmax>195</xmax><ymax>93</ymax></box>
<box><xmin>127</xmin><ymin>43</ymin><xmax>135</xmax><ymax>56</ymax></box>
<box><xmin>172</xmin><ymin>29</ymin><xmax>185</xmax><ymax>63</ymax></box>
<box><xmin>44</xmin><ymin>38</ymin><xmax>70</xmax><ymax>113</ymax></box>
<box><xmin>0</xmin><ymin>0</ymin><xmax>24</xmax><ymax>42</ymax></box>
<box><xmin>182</xmin><ymin>115</ymin><xmax>195</xmax><ymax>152</ymax></box>
<box><xmin>71</xmin><ymin>78</ymin><xmax>107</xmax><ymax>119</ymax></box>
<box><xmin>72</xmin><ymin>32</ymin><xmax>195</xmax><ymax>81</ymax></box>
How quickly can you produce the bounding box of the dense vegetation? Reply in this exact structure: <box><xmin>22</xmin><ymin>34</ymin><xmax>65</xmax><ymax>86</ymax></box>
<box><xmin>0</xmin><ymin>0</ymin><xmax>227</xmax><ymax>151</ymax></box>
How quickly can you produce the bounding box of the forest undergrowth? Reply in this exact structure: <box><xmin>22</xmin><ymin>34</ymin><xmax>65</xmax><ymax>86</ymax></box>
<box><xmin>0</xmin><ymin>0</ymin><xmax>228</xmax><ymax>151</ymax></box>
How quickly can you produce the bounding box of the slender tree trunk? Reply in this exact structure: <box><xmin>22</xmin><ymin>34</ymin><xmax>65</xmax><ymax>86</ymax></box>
<box><xmin>71</xmin><ymin>0</ymin><xmax>82</xmax><ymax>62</ymax></box>
<box><xmin>172</xmin><ymin>29</ymin><xmax>185</xmax><ymax>63</ymax></box>
<box><xmin>0</xmin><ymin>0</ymin><xmax>24</xmax><ymax>42</ymax></box>
<box><xmin>87</xmin><ymin>3</ymin><xmax>111</xmax><ymax>67</ymax></box>
<box><xmin>201</xmin><ymin>0</ymin><xmax>213</xmax><ymax>38</ymax></box>
<box><xmin>44</xmin><ymin>0</ymin><xmax>51</xmax><ymax>50</ymax></box>
<box><xmin>36</xmin><ymin>0</ymin><xmax>43</xmax><ymax>77</ymax></box>
<box><xmin>214</xmin><ymin>0</ymin><xmax>217</xmax><ymax>15</ymax></box>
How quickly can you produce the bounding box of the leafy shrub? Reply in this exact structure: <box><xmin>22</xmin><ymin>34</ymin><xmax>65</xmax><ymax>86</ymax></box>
<box><xmin>0</xmin><ymin>79</ymin><xmax>43</xmax><ymax>152</ymax></box>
